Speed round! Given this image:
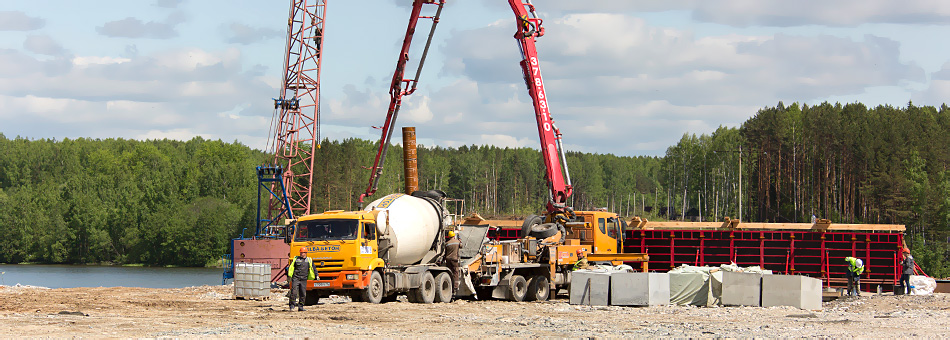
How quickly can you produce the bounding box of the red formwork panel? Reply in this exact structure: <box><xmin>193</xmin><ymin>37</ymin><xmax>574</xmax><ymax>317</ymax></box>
<box><xmin>489</xmin><ymin>227</ymin><xmax>904</xmax><ymax>292</ymax></box>
<box><xmin>624</xmin><ymin>229</ymin><xmax>904</xmax><ymax>292</ymax></box>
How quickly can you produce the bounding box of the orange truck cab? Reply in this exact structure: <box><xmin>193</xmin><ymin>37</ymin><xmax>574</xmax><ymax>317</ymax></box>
<box><xmin>289</xmin><ymin>210</ymin><xmax>386</xmax><ymax>304</ymax></box>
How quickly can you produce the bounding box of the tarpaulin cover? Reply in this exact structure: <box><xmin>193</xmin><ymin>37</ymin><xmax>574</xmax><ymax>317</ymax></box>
<box><xmin>910</xmin><ymin>275</ymin><xmax>936</xmax><ymax>295</ymax></box>
<box><xmin>669</xmin><ymin>273</ymin><xmax>711</xmax><ymax>306</ymax></box>
<box><xmin>668</xmin><ymin>263</ymin><xmax>767</xmax><ymax>306</ymax></box>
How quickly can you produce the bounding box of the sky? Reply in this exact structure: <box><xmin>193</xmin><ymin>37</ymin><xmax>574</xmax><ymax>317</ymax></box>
<box><xmin>2</xmin><ymin>0</ymin><xmax>949</xmax><ymax>157</ymax></box>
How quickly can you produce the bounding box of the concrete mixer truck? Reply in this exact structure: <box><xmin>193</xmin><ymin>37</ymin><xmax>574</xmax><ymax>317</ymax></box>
<box><xmin>287</xmin><ymin>191</ymin><xmax>456</xmax><ymax>304</ymax></box>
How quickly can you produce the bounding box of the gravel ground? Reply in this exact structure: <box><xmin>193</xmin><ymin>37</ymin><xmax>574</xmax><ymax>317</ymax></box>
<box><xmin>0</xmin><ymin>284</ymin><xmax>947</xmax><ymax>338</ymax></box>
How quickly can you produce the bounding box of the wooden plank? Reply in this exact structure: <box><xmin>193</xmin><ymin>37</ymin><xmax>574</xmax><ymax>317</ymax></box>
<box><xmin>464</xmin><ymin>215</ymin><xmax>905</xmax><ymax>232</ymax></box>
<box><xmin>587</xmin><ymin>253</ymin><xmax>649</xmax><ymax>262</ymax></box>
<box><xmin>632</xmin><ymin>221</ymin><xmax>905</xmax><ymax>232</ymax></box>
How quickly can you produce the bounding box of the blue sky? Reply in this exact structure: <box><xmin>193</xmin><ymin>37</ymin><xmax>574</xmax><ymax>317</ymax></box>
<box><xmin>2</xmin><ymin>0</ymin><xmax>949</xmax><ymax>157</ymax></box>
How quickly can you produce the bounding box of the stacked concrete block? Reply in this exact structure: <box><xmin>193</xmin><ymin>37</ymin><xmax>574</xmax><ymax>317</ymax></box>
<box><xmin>569</xmin><ymin>271</ymin><xmax>610</xmax><ymax>306</ymax></box>
<box><xmin>761</xmin><ymin>275</ymin><xmax>821</xmax><ymax>310</ymax></box>
<box><xmin>721</xmin><ymin>272</ymin><xmax>765</xmax><ymax>306</ymax></box>
<box><xmin>610</xmin><ymin>272</ymin><xmax>670</xmax><ymax>306</ymax></box>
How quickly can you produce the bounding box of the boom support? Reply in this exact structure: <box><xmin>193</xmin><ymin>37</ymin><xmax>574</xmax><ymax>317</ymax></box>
<box><xmin>357</xmin><ymin>0</ymin><xmax>446</xmax><ymax>208</ymax></box>
<box><xmin>508</xmin><ymin>0</ymin><xmax>573</xmax><ymax>214</ymax></box>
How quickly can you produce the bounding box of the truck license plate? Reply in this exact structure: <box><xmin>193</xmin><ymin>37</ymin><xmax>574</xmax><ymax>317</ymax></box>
<box><xmin>313</xmin><ymin>282</ymin><xmax>331</xmax><ymax>287</ymax></box>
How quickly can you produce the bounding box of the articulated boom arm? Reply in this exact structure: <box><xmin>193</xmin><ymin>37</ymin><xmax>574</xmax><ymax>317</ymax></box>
<box><xmin>508</xmin><ymin>0</ymin><xmax>573</xmax><ymax>214</ymax></box>
<box><xmin>358</xmin><ymin>0</ymin><xmax>445</xmax><ymax>208</ymax></box>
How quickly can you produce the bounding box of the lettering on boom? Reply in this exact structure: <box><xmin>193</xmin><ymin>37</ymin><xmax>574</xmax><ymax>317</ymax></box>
<box><xmin>529</xmin><ymin>56</ymin><xmax>553</xmax><ymax>131</ymax></box>
<box><xmin>375</xmin><ymin>193</ymin><xmax>404</xmax><ymax>209</ymax></box>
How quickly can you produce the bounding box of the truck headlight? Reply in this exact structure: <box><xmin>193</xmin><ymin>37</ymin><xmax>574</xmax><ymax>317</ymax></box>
<box><xmin>346</xmin><ymin>274</ymin><xmax>358</xmax><ymax>280</ymax></box>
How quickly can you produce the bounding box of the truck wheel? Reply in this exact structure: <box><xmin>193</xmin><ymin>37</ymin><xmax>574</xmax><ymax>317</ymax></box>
<box><xmin>507</xmin><ymin>275</ymin><xmax>528</xmax><ymax>302</ymax></box>
<box><xmin>434</xmin><ymin>272</ymin><xmax>453</xmax><ymax>303</ymax></box>
<box><xmin>520</xmin><ymin>215</ymin><xmax>543</xmax><ymax>238</ymax></box>
<box><xmin>526</xmin><ymin>275</ymin><xmax>550</xmax><ymax>301</ymax></box>
<box><xmin>361</xmin><ymin>271</ymin><xmax>384</xmax><ymax>304</ymax></box>
<box><xmin>528</xmin><ymin>223</ymin><xmax>559</xmax><ymax>239</ymax></box>
<box><xmin>410</xmin><ymin>271</ymin><xmax>436</xmax><ymax>304</ymax></box>
<box><xmin>304</xmin><ymin>292</ymin><xmax>320</xmax><ymax>306</ymax></box>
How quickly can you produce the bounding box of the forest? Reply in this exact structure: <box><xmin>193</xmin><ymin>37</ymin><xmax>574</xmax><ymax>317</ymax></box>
<box><xmin>0</xmin><ymin>101</ymin><xmax>947</xmax><ymax>276</ymax></box>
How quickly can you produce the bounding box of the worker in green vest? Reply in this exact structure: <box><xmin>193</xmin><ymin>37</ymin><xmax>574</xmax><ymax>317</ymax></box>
<box><xmin>288</xmin><ymin>248</ymin><xmax>316</xmax><ymax>311</ymax></box>
<box><xmin>845</xmin><ymin>256</ymin><xmax>864</xmax><ymax>297</ymax></box>
<box><xmin>573</xmin><ymin>249</ymin><xmax>590</xmax><ymax>271</ymax></box>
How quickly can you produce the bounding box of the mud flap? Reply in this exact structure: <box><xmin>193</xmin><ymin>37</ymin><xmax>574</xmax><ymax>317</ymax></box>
<box><xmin>457</xmin><ymin>268</ymin><xmax>477</xmax><ymax>297</ymax></box>
<box><xmin>490</xmin><ymin>270</ymin><xmax>516</xmax><ymax>299</ymax></box>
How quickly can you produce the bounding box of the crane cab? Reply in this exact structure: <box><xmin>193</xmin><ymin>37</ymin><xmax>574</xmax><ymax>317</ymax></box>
<box><xmin>566</xmin><ymin>210</ymin><xmax>625</xmax><ymax>254</ymax></box>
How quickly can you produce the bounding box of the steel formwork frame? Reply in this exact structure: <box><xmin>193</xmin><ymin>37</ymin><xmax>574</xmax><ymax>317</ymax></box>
<box><xmin>269</xmin><ymin>0</ymin><xmax>327</xmax><ymax>218</ymax></box>
<box><xmin>488</xmin><ymin>227</ymin><xmax>904</xmax><ymax>292</ymax></box>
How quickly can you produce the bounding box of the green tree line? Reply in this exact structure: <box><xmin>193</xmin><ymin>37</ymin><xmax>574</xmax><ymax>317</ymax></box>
<box><xmin>0</xmin><ymin>135</ymin><xmax>662</xmax><ymax>267</ymax></box>
<box><xmin>2</xmin><ymin>101</ymin><xmax>947</xmax><ymax>275</ymax></box>
<box><xmin>0</xmin><ymin>136</ymin><xmax>267</xmax><ymax>266</ymax></box>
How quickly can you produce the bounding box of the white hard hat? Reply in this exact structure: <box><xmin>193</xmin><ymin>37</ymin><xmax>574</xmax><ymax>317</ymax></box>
<box><xmin>856</xmin><ymin>259</ymin><xmax>863</xmax><ymax>267</ymax></box>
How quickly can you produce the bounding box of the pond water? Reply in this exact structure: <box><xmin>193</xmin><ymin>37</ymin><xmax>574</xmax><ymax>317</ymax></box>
<box><xmin>0</xmin><ymin>264</ymin><xmax>224</xmax><ymax>289</ymax></box>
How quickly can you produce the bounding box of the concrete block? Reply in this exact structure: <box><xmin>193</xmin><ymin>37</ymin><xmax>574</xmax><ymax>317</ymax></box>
<box><xmin>610</xmin><ymin>272</ymin><xmax>670</xmax><ymax>306</ymax></box>
<box><xmin>761</xmin><ymin>275</ymin><xmax>822</xmax><ymax>310</ymax></box>
<box><xmin>570</xmin><ymin>271</ymin><xmax>610</xmax><ymax>306</ymax></box>
<box><xmin>721</xmin><ymin>272</ymin><xmax>764</xmax><ymax>306</ymax></box>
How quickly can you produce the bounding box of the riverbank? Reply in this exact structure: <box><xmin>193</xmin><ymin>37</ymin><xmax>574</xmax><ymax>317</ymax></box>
<box><xmin>1</xmin><ymin>284</ymin><xmax>948</xmax><ymax>337</ymax></box>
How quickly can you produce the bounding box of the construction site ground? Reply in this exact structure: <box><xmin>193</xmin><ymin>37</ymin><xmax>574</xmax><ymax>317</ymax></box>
<box><xmin>1</xmin><ymin>284</ymin><xmax>948</xmax><ymax>338</ymax></box>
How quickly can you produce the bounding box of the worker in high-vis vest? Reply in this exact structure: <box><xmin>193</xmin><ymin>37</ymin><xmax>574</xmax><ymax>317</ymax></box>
<box><xmin>845</xmin><ymin>256</ymin><xmax>864</xmax><ymax>297</ymax></box>
<box><xmin>288</xmin><ymin>248</ymin><xmax>316</xmax><ymax>311</ymax></box>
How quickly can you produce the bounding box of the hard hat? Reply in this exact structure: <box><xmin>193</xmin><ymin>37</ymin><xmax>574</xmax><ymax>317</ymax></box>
<box><xmin>447</xmin><ymin>231</ymin><xmax>455</xmax><ymax>238</ymax></box>
<box><xmin>299</xmin><ymin>248</ymin><xmax>308</xmax><ymax>254</ymax></box>
<box><xmin>903</xmin><ymin>247</ymin><xmax>911</xmax><ymax>254</ymax></box>
<box><xmin>856</xmin><ymin>259</ymin><xmax>863</xmax><ymax>267</ymax></box>
<box><xmin>576</xmin><ymin>249</ymin><xmax>584</xmax><ymax>255</ymax></box>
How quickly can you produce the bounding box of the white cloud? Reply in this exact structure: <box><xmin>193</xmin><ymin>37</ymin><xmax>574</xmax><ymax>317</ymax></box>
<box><xmin>223</xmin><ymin>23</ymin><xmax>282</xmax><ymax>45</ymax></box>
<box><xmin>137</xmin><ymin>128</ymin><xmax>202</xmax><ymax>141</ymax></box>
<box><xmin>0</xmin><ymin>43</ymin><xmax>276</xmax><ymax>148</ymax></box>
<box><xmin>422</xmin><ymin>11</ymin><xmax>927</xmax><ymax>155</ymax></box>
<box><xmin>476</xmin><ymin>134</ymin><xmax>535</xmax><ymax>149</ymax></box>
<box><xmin>912</xmin><ymin>62</ymin><xmax>950</xmax><ymax>105</ymax></box>
<box><xmin>3</xmin><ymin>1</ymin><xmax>949</xmax><ymax>158</ymax></box>
<box><xmin>0</xmin><ymin>11</ymin><xmax>45</xmax><ymax>31</ymax></box>
<box><xmin>539</xmin><ymin>0</ymin><xmax>950</xmax><ymax>27</ymax></box>
<box><xmin>72</xmin><ymin>56</ymin><xmax>132</xmax><ymax>66</ymax></box>
<box><xmin>23</xmin><ymin>35</ymin><xmax>66</xmax><ymax>56</ymax></box>
<box><xmin>403</xmin><ymin>96</ymin><xmax>433</xmax><ymax>123</ymax></box>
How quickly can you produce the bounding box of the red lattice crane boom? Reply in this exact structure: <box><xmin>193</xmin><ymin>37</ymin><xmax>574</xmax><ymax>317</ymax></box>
<box><xmin>268</xmin><ymin>0</ymin><xmax>327</xmax><ymax>218</ymax></box>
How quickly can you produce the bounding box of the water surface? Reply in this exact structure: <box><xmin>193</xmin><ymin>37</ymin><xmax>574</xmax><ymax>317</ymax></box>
<box><xmin>0</xmin><ymin>264</ymin><xmax>223</xmax><ymax>289</ymax></box>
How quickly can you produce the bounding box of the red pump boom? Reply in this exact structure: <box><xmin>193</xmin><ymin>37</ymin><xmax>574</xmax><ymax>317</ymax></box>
<box><xmin>508</xmin><ymin>0</ymin><xmax>574</xmax><ymax>215</ymax></box>
<box><xmin>357</xmin><ymin>0</ymin><xmax>446</xmax><ymax>208</ymax></box>
<box><xmin>356</xmin><ymin>1</ymin><xmax>573</xmax><ymax>216</ymax></box>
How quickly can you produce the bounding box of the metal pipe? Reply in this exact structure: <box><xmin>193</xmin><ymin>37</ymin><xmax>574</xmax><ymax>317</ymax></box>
<box><xmin>402</xmin><ymin>127</ymin><xmax>419</xmax><ymax>194</ymax></box>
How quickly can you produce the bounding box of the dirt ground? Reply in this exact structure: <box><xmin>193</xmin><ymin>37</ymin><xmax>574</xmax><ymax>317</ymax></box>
<box><xmin>1</xmin><ymin>284</ymin><xmax>949</xmax><ymax>338</ymax></box>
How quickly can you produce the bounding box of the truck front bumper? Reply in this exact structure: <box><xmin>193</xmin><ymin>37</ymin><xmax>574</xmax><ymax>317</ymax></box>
<box><xmin>308</xmin><ymin>270</ymin><xmax>371</xmax><ymax>290</ymax></box>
